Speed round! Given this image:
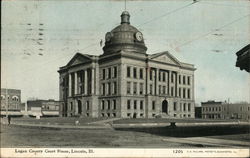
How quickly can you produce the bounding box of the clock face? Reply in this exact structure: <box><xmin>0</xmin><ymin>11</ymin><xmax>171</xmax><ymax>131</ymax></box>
<box><xmin>135</xmin><ymin>32</ymin><xmax>143</xmax><ymax>41</ymax></box>
<box><xmin>105</xmin><ymin>32</ymin><xmax>112</xmax><ymax>42</ymax></box>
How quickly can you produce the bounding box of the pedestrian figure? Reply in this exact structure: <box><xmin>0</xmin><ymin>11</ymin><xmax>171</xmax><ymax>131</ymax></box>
<box><xmin>7</xmin><ymin>116</ymin><xmax>11</xmax><ymax>125</ymax></box>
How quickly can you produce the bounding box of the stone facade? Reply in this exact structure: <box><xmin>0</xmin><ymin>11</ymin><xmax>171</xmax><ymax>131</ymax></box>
<box><xmin>58</xmin><ymin>11</ymin><xmax>196</xmax><ymax>118</ymax></box>
<box><xmin>201</xmin><ymin>101</ymin><xmax>250</xmax><ymax>120</ymax></box>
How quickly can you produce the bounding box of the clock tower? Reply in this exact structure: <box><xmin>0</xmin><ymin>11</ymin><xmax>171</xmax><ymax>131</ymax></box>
<box><xmin>102</xmin><ymin>11</ymin><xmax>147</xmax><ymax>55</ymax></box>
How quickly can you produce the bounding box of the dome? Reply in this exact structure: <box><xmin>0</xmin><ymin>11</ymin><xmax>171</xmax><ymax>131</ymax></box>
<box><xmin>103</xmin><ymin>11</ymin><xmax>147</xmax><ymax>55</ymax></box>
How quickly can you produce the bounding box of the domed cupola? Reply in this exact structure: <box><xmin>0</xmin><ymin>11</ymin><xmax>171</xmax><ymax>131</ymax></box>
<box><xmin>103</xmin><ymin>11</ymin><xmax>147</xmax><ymax>55</ymax></box>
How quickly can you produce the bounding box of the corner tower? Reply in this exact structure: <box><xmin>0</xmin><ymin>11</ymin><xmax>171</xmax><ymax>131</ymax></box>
<box><xmin>103</xmin><ymin>11</ymin><xmax>147</xmax><ymax>55</ymax></box>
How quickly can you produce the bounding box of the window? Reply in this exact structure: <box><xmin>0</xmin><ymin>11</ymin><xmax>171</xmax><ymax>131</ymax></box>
<box><xmin>107</xmin><ymin>113</ymin><xmax>110</xmax><ymax>117</ymax></box>
<box><xmin>107</xmin><ymin>100</ymin><xmax>111</xmax><ymax>110</ymax></box>
<box><xmin>133</xmin><ymin>67</ymin><xmax>137</xmax><ymax>78</ymax></box>
<box><xmin>140</xmin><ymin>100</ymin><xmax>143</xmax><ymax>110</ymax></box>
<box><xmin>159</xmin><ymin>85</ymin><xmax>161</xmax><ymax>94</ymax></box>
<box><xmin>101</xmin><ymin>113</ymin><xmax>105</xmax><ymax>117</ymax></box>
<box><xmin>188</xmin><ymin>114</ymin><xmax>191</xmax><ymax>118</ymax></box>
<box><xmin>127</xmin><ymin>66</ymin><xmax>131</xmax><ymax>77</ymax></box>
<box><xmin>140</xmin><ymin>113</ymin><xmax>143</xmax><ymax>117</ymax></box>
<box><xmin>127</xmin><ymin>82</ymin><xmax>131</xmax><ymax>94</ymax></box>
<box><xmin>108</xmin><ymin>82</ymin><xmax>111</xmax><ymax>95</ymax></box>
<box><xmin>139</xmin><ymin>68</ymin><xmax>143</xmax><ymax>79</ymax></box>
<box><xmin>86</xmin><ymin>113</ymin><xmax>89</xmax><ymax>117</ymax></box>
<box><xmin>171</xmin><ymin>73</ymin><xmax>174</xmax><ymax>83</ymax></box>
<box><xmin>187</xmin><ymin>89</ymin><xmax>190</xmax><ymax>99</ymax></box>
<box><xmin>219</xmin><ymin>107</ymin><xmax>221</xmax><ymax>111</ymax></box>
<box><xmin>113</xmin><ymin>113</ymin><xmax>116</xmax><ymax>117</ymax></box>
<box><xmin>139</xmin><ymin>83</ymin><xmax>143</xmax><ymax>95</ymax></box>
<box><xmin>188</xmin><ymin>103</ymin><xmax>191</xmax><ymax>111</ymax></box>
<box><xmin>171</xmin><ymin>87</ymin><xmax>174</xmax><ymax>96</ymax></box>
<box><xmin>127</xmin><ymin>100</ymin><xmax>131</xmax><ymax>109</ymax></box>
<box><xmin>133</xmin><ymin>82</ymin><xmax>137</xmax><ymax>94</ymax></box>
<box><xmin>101</xmin><ymin>100</ymin><xmax>105</xmax><ymax>110</ymax></box>
<box><xmin>183</xmin><ymin>88</ymin><xmax>186</xmax><ymax>98</ymax></box>
<box><xmin>183</xmin><ymin>76</ymin><xmax>186</xmax><ymax>85</ymax></box>
<box><xmin>113</xmin><ymin>100</ymin><xmax>116</xmax><ymax>110</ymax></box>
<box><xmin>180</xmin><ymin>103</ymin><xmax>182</xmax><ymax>111</ymax></box>
<box><xmin>163</xmin><ymin>72</ymin><xmax>166</xmax><ymax>82</ymax></box>
<box><xmin>102</xmin><ymin>83</ymin><xmax>105</xmax><ymax>95</ymax></box>
<box><xmin>174</xmin><ymin>102</ymin><xmax>177</xmax><ymax>111</ymax></box>
<box><xmin>187</xmin><ymin>76</ymin><xmax>190</xmax><ymax>85</ymax></box>
<box><xmin>134</xmin><ymin>100</ymin><xmax>137</xmax><ymax>109</ymax></box>
<box><xmin>183</xmin><ymin>103</ymin><xmax>186</xmax><ymax>111</ymax></box>
<box><xmin>127</xmin><ymin>113</ymin><xmax>131</xmax><ymax>117</ymax></box>
<box><xmin>159</xmin><ymin>71</ymin><xmax>161</xmax><ymax>81</ymax></box>
<box><xmin>174</xmin><ymin>114</ymin><xmax>177</xmax><ymax>117</ymax></box>
<box><xmin>179</xmin><ymin>75</ymin><xmax>181</xmax><ymax>84</ymax></box>
<box><xmin>108</xmin><ymin>67</ymin><xmax>111</xmax><ymax>79</ymax></box>
<box><xmin>113</xmin><ymin>82</ymin><xmax>117</xmax><ymax>94</ymax></box>
<box><xmin>102</xmin><ymin>69</ymin><xmax>106</xmax><ymax>80</ymax></box>
<box><xmin>113</xmin><ymin>67</ymin><xmax>117</xmax><ymax>78</ymax></box>
<box><xmin>150</xmin><ymin>84</ymin><xmax>153</xmax><ymax>95</ymax></box>
<box><xmin>152</xmin><ymin>101</ymin><xmax>155</xmax><ymax>110</ymax></box>
<box><xmin>163</xmin><ymin>86</ymin><xmax>166</xmax><ymax>94</ymax></box>
<box><xmin>70</xmin><ymin>102</ymin><xmax>73</xmax><ymax>110</ymax></box>
<box><xmin>179</xmin><ymin>88</ymin><xmax>181</xmax><ymax>97</ymax></box>
<box><xmin>150</xmin><ymin>69</ymin><xmax>153</xmax><ymax>80</ymax></box>
<box><xmin>248</xmin><ymin>107</ymin><xmax>250</xmax><ymax>111</ymax></box>
<box><xmin>86</xmin><ymin>101</ymin><xmax>90</xmax><ymax>110</ymax></box>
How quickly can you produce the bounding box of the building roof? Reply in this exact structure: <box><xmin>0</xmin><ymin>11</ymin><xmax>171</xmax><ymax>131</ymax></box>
<box><xmin>235</xmin><ymin>44</ymin><xmax>250</xmax><ymax>72</ymax></box>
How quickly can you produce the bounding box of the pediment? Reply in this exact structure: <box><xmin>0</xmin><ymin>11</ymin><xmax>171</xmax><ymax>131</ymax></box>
<box><xmin>66</xmin><ymin>53</ymin><xmax>92</xmax><ymax>67</ymax></box>
<box><xmin>150</xmin><ymin>52</ymin><xmax>181</xmax><ymax>66</ymax></box>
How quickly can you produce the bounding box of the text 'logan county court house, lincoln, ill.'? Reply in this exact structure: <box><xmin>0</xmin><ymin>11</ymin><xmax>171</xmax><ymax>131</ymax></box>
<box><xmin>58</xmin><ymin>11</ymin><xmax>196</xmax><ymax>118</ymax></box>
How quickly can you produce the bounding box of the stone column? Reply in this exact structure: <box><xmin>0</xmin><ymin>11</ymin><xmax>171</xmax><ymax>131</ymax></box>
<box><xmin>74</xmin><ymin>72</ymin><xmax>78</xmax><ymax>95</ymax></box>
<box><xmin>84</xmin><ymin>70</ymin><xmax>88</xmax><ymax>95</ymax></box>
<box><xmin>168</xmin><ymin>71</ymin><xmax>171</xmax><ymax>95</ymax></box>
<box><xmin>91</xmin><ymin>68</ymin><xmax>95</xmax><ymax>95</ymax></box>
<box><xmin>68</xmin><ymin>73</ymin><xmax>72</xmax><ymax>97</ymax></box>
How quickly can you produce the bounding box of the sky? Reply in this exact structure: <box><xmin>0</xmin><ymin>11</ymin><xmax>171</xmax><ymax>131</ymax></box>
<box><xmin>1</xmin><ymin>0</ymin><xmax>250</xmax><ymax>105</ymax></box>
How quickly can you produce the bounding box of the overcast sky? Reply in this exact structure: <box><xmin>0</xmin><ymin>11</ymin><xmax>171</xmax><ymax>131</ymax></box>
<box><xmin>2</xmin><ymin>0</ymin><xmax>250</xmax><ymax>105</ymax></box>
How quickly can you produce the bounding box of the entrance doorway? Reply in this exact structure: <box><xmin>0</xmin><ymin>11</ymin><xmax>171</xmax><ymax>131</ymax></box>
<box><xmin>133</xmin><ymin>113</ymin><xmax>137</xmax><ymax>118</ymax></box>
<box><xmin>162</xmin><ymin>100</ymin><xmax>168</xmax><ymax>114</ymax></box>
<box><xmin>77</xmin><ymin>100</ymin><xmax>82</xmax><ymax>114</ymax></box>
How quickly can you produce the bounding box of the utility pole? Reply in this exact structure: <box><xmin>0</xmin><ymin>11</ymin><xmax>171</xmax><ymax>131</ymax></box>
<box><xmin>5</xmin><ymin>88</ymin><xmax>8</xmax><ymax>118</ymax></box>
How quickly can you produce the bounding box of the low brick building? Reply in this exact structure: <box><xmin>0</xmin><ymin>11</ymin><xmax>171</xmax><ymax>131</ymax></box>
<box><xmin>201</xmin><ymin>101</ymin><xmax>250</xmax><ymax>120</ymax></box>
<box><xmin>58</xmin><ymin>11</ymin><xmax>196</xmax><ymax>118</ymax></box>
<box><xmin>0</xmin><ymin>88</ymin><xmax>22</xmax><ymax>116</ymax></box>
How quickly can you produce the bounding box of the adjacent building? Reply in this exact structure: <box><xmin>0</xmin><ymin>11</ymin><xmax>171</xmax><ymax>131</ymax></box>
<box><xmin>201</xmin><ymin>101</ymin><xmax>250</xmax><ymax>120</ymax></box>
<box><xmin>27</xmin><ymin>99</ymin><xmax>62</xmax><ymax>117</ymax></box>
<box><xmin>236</xmin><ymin>44</ymin><xmax>250</xmax><ymax>72</ymax></box>
<box><xmin>0</xmin><ymin>88</ymin><xmax>22</xmax><ymax>116</ymax></box>
<box><xmin>58</xmin><ymin>11</ymin><xmax>196</xmax><ymax>118</ymax></box>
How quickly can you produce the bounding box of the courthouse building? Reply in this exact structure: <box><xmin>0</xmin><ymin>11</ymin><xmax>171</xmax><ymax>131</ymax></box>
<box><xmin>58</xmin><ymin>11</ymin><xmax>196</xmax><ymax>118</ymax></box>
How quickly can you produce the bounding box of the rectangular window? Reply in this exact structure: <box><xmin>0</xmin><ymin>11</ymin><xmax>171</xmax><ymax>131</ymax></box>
<box><xmin>113</xmin><ymin>67</ymin><xmax>117</xmax><ymax>78</ymax></box>
<box><xmin>140</xmin><ymin>68</ymin><xmax>143</xmax><ymax>79</ymax></box>
<box><xmin>159</xmin><ymin>71</ymin><xmax>161</xmax><ymax>81</ymax></box>
<box><xmin>163</xmin><ymin>72</ymin><xmax>166</xmax><ymax>82</ymax></box>
<box><xmin>183</xmin><ymin>76</ymin><xmax>186</xmax><ymax>85</ymax></box>
<box><xmin>183</xmin><ymin>103</ymin><xmax>186</xmax><ymax>111</ymax></box>
<box><xmin>133</xmin><ymin>67</ymin><xmax>137</xmax><ymax>78</ymax></box>
<box><xmin>140</xmin><ymin>100</ymin><xmax>143</xmax><ymax>110</ymax></box>
<box><xmin>179</xmin><ymin>75</ymin><xmax>181</xmax><ymax>84</ymax></box>
<box><xmin>108</xmin><ymin>68</ymin><xmax>111</xmax><ymax>79</ymax></box>
<box><xmin>102</xmin><ymin>83</ymin><xmax>105</xmax><ymax>95</ymax></box>
<box><xmin>108</xmin><ymin>82</ymin><xmax>111</xmax><ymax>95</ymax></box>
<box><xmin>152</xmin><ymin>101</ymin><xmax>155</xmax><ymax>110</ymax></box>
<box><xmin>179</xmin><ymin>87</ymin><xmax>181</xmax><ymax>97</ymax></box>
<box><xmin>127</xmin><ymin>82</ymin><xmax>131</xmax><ymax>94</ymax></box>
<box><xmin>187</xmin><ymin>76</ymin><xmax>190</xmax><ymax>85</ymax></box>
<box><xmin>113</xmin><ymin>100</ymin><xmax>116</xmax><ymax>110</ymax></box>
<box><xmin>139</xmin><ymin>83</ymin><xmax>143</xmax><ymax>95</ymax></box>
<box><xmin>187</xmin><ymin>89</ymin><xmax>190</xmax><ymax>99</ymax></box>
<box><xmin>102</xmin><ymin>69</ymin><xmax>106</xmax><ymax>80</ymax></box>
<box><xmin>171</xmin><ymin>87</ymin><xmax>174</xmax><ymax>96</ymax></box>
<box><xmin>183</xmin><ymin>88</ymin><xmax>186</xmax><ymax>98</ymax></box>
<box><xmin>134</xmin><ymin>100</ymin><xmax>137</xmax><ymax>109</ymax></box>
<box><xmin>174</xmin><ymin>102</ymin><xmax>177</xmax><ymax>111</ymax></box>
<box><xmin>113</xmin><ymin>82</ymin><xmax>117</xmax><ymax>94</ymax></box>
<box><xmin>86</xmin><ymin>101</ymin><xmax>90</xmax><ymax>110</ymax></box>
<box><xmin>163</xmin><ymin>86</ymin><xmax>166</xmax><ymax>94</ymax></box>
<box><xmin>159</xmin><ymin>85</ymin><xmax>161</xmax><ymax>94</ymax></box>
<box><xmin>150</xmin><ymin>84</ymin><xmax>153</xmax><ymax>95</ymax></box>
<box><xmin>150</xmin><ymin>69</ymin><xmax>153</xmax><ymax>80</ymax></box>
<box><xmin>188</xmin><ymin>103</ymin><xmax>191</xmax><ymax>111</ymax></box>
<box><xmin>133</xmin><ymin>82</ymin><xmax>137</xmax><ymax>94</ymax></box>
<box><xmin>70</xmin><ymin>102</ymin><xmax>73</xmax><ymax>110</ymax></box>
<box><xmin>171</xmin><ymin>73</ymin><xmax>174</xmax><ymax>83</ymax></box>
<box><xmin>107</xmin><ymin>100</ymin><xmax>110</xmax><ymax>110</ymax></box>
<box><xmin>127</xmin><ymin>100</ymin><xmax>131</xmax><ymax>109</ymax></box>
<box><xmin>101</xmin><ymin>100</ymin><xmax>105</xmax><ymax>110</ymax></box>
<box><xmin>127</xmin><ymin>66</ymin><xmax>131</xmax><ymax>78</ymax></box>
